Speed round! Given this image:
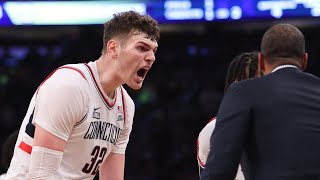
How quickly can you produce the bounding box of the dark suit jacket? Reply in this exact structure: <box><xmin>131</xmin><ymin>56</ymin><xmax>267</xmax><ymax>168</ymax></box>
<box><xmin>201</xmin><ymin>67</ymin><xmax>320</xmax><ymax>180</ymax></box>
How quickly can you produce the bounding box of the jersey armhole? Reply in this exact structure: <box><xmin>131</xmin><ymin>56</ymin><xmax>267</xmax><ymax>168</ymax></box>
<box><xmin>75</xmin><ymin>111</ymin><xmax>88</xmax><ymax>126</ymax></box>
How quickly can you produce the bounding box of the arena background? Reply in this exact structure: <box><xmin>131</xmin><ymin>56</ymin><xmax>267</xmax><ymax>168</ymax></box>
<box><xmin>1</xmin><ymin>0</ymin><xmax>320</xmax><ymax>179</ymax></box>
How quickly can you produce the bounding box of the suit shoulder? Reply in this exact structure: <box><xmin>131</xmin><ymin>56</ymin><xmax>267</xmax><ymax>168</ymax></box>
<box><xmin>236</xmin><ymin>75</ymin><xmax>270</xmax><ymax>88</ymax></box>
<box><xmin>226</xmin><ymin>78</ymin><xmax>255</xmax><ymax>94</ymax></box>
<box><xmin>303</xmin><ymin>71</ymin><xmax>320</xmax><ymax>80</ymax></box>
<box><xmin>225</xmin><ymin>77</ymin><xmax>269</xmax><ymax>102</ymax></box>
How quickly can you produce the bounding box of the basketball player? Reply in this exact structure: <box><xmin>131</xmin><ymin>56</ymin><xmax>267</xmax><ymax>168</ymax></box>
<box><xmin>6</xmin><ymin>11</ymin><xmax>160</xmax><ymax>180</ymax></box>
<box><xmin>197</xmin><ymin>52</ymin><xmax>261</xmax><ymax>179</ymax></box>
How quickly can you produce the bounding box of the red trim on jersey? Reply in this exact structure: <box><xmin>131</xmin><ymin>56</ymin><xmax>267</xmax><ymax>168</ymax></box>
<box><xmin>196</xmin><ymin>117</ymin><xmax>217</xmax><ymax>168</ymax></box>
<box><xmin>197</xmin><ymin>139</ymin><xmax>205</xmax><ymax>168</ymax></box>
<box><xmin>120</xmin><ymin>87</ymin><xmax>127</xmax><ymax>125</ymax></box>
<box><xmin>207</xmin><ymin>117</ymin><xmax>217</xmax><ymax>124</ymax></box>
<box><xmin>36</xmin><ymin>66</ymin><xmax>86</xmax><ymax>95</ymax></box>
<box><xmin>85</xmin><ymin>63</ymin><xmax>117</xmax><ymax>108</ymax></box>
<box><xmin>19</xmin><ymin>141</ymin><xmax>32</xmax><ymax>154</ymax></box>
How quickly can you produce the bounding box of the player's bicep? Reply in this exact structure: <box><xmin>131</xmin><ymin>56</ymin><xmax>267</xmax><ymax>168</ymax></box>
<box><xmin>99</xmin><ymin>153</ymin><xmax>125</xmax><ymax>180</ymax></box>
<box><xmin>197</xmin><ymin>120</ymin><xmax>216</xmax><ymax>166</ymax></box>
<box><xmin>197</xmin><ymin>133</ymin><xmax>209</xmax><ymax>170</ymax></box>
<box><xmin>197</xmin><ymin>120</ymin><xmax>216</xmax><ymax>178</ymax></box>
<box><xmin>33</xmin><ymin>124</ymin><xmax>66</xmax><ymax>151</ymax></box>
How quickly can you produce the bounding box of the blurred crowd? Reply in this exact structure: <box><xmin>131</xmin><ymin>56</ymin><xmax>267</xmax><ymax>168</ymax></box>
<box><xmin>1</xmin><ymin>24</ymin><xmax>320</xmax><ymax>180</ymax></box>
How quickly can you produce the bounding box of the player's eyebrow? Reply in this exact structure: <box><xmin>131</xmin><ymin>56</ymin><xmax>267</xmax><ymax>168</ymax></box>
<box><xmin>138</xmin><ymin>41</ymin><xmax>158</xmax><ymax>53</ymax></box>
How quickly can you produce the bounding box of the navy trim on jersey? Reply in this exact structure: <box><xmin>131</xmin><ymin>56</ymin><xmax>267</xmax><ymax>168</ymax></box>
<box><xmin>25</xmin><ymin>108</ymin><xmax>35</xmax><ymax>138</ymax></box>
<box><xmin>75</xmin><ymin>111</ymin><xmax>88</xmax><ymax>126</ymax></box>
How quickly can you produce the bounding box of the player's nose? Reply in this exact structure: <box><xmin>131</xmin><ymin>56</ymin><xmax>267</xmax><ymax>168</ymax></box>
<box><xmin>145</xmin><ymin>51</ymin><xmax>156</xmax><ymax>65</ymax></box>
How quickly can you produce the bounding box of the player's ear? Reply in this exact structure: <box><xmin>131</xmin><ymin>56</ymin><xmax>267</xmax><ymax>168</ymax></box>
<box><xmin>301</xmin><ymin>52</ymin><xmax>308</xmax><ymax>71</ymax></box>
<box><xmin>106</xmin><ymin>39</ymin><xmax>118</xmax><ymax>59</ymax></box>
<box><xmin>258</xmin><ymin>52</ymin><xmax>266</xmax><ymax>74</ymax></box>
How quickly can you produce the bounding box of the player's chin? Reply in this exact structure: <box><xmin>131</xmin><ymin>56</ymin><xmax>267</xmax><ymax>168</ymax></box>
<box><xmin>127</xmin><ymin>80</ymin><xmax>143</xmax><ymax>90</ymax></box>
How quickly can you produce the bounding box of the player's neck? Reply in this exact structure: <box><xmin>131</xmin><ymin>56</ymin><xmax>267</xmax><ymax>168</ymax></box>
<box><xmin>96</xmin><ymin>56</ymin><xmax>122</xmax><ymax>99</ymax></box>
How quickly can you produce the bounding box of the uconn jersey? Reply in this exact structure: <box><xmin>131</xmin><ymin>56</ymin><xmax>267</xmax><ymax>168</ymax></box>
<box><xmin>7</xmin><ymin>61</ymin><xmax>135</xmax><ymax>179</ymax></box>
<box><xmin>197</xmin><ymin>117</ymin><xmax>244</xmax><ymax>180</ymax></box>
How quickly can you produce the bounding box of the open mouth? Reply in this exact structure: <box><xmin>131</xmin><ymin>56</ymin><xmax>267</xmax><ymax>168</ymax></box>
<box><xmin>137</xmin><ymin>68</ymin><xmax>148</xmax><ymax>79</ymax></box>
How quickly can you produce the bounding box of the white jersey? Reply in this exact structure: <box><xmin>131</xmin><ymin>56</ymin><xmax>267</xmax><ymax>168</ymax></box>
<box><xmin>197</xmin><ymin>117</ymin><xmax>245</xmax><ymax>180</ymax></box>
<box><xmin>7</xmin><ymin>61</ymin><xmax>135</xmax><ymax>179</ymax></box>
<box><xmin>0</xmin><ymin>173</ymin><xmax>6</xmax><ymax>180</ymax></box>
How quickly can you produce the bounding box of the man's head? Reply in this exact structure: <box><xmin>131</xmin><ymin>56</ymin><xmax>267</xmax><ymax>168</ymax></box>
<box><xmin>224</xmin><ymin>51</ymin><xmax>260</xmax><ymax>92</ymax></box>
<box><xmin>259</xmin><ymin>23</ymin><xmax>308</xmax><ymax>74</ymax></box>
<box><xmin>101</xmin><ymin>11</ymin><xmax>160</xmax><ymax>90</ymax></box>
<box><xmin>101</xmin><ymin>11</ymin><xmax>160</xmax><ymax>54</ymax></box>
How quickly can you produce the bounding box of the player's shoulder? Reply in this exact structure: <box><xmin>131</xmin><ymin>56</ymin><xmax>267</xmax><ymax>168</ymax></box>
<box><xmin>51</xmin><ymin>63</ymin><xmax>88</xmax><ymax>84</ymax></box>
<box><xmin>39</xmin><ymin>63</ymin><xmax>89</xmax><ymax>94</ymax></box>
<box><xmin>204</xmin><ymin>117</ymin><xmax>217</xmax><ymax>129</ymax></box>
<box><xmin>59</xmin><ymin>63</ymin><xmax>87</xmax><ymax>79</ymax></box>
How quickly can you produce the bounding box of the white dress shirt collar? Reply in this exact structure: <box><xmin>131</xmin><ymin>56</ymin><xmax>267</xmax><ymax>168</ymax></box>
<box><xmin>272</xmin><ymin>65</ymin><xmax>299</xmax><ymax>73</ymax></box>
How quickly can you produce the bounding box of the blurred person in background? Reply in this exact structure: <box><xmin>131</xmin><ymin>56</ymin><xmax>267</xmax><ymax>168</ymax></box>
<box><xmin>197</xmin><ymin>51</ymin><xmax>261</xmax><ymax>180</ymax></box>
<box><xmin>201</xmin><ymin>24</ymin><xmax>320</xmax><ymax>180</ymax></box>
<box><xmin>0</xmin><ymin>130</ymin><xmax>19</xmax><ymax>179</ymax></box>
<box><xmin>6</xmin><ymin>10</ymin><xmax>160</xmax><ymax>180</ymax></box>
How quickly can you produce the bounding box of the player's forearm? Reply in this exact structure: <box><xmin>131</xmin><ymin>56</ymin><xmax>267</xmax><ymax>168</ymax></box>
<box><xmin>99</xmin><ymin>170</ymin><xmax>124</xmax><ymax>180</ymax></box>
<box><xmin>99</xmin><ymin>153</ymin><xmax>125</xmax><ymax>180</ymax></box>
<box><xmin>27</xmin><ymin>146</ymin><xmax>63</xmax><ymax>180</ymax></box>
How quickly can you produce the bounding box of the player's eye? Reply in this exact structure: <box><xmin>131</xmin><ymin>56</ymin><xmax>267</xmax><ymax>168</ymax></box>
<box><xmin>153</xmin><ymin>49</ymin><xmax>157</xmax><ymax>54</ymax></box>
<box><xmin>137</xmin><ymin>46</ymin><xmax>147</xmax><ymax>52</ymax></box>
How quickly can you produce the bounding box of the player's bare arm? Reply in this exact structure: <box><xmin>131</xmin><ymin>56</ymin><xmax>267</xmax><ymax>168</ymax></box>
<box><xmin>99</xmin><ymin>153</ymin><xmax>125</xmax><ymax>180</ymax></box>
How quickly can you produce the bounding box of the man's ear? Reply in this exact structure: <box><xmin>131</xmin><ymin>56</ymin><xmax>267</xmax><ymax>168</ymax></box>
<box><xmin>258</xmin><ymin>52</ymin><xmax>265</xmax><ymax>74</ymax></box>
<box><xmin>301</xmin><ymin>52</ymin><xmax>308</xmax><ymax>71</ymax></box>
<box><xmin>106</xmin><ymin>39</ymin><xmax>118</xmax><ymax>59</ymax></box>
